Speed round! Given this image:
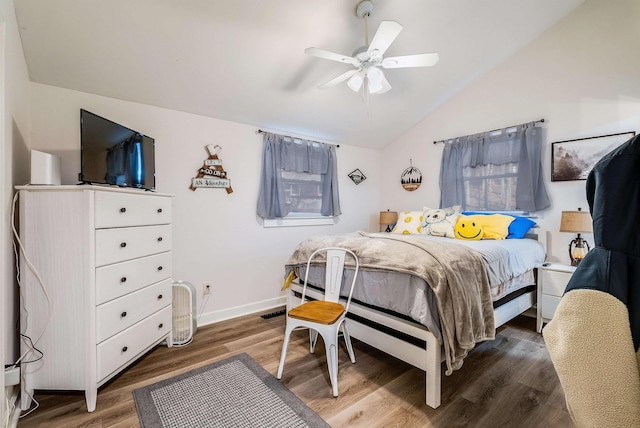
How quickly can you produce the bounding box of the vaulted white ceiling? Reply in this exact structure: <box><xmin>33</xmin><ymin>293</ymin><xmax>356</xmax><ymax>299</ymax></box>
<box><xmin>14</xmin><ymin>0</ymin><xmax>584</xmax><ymax>148</ymax></box>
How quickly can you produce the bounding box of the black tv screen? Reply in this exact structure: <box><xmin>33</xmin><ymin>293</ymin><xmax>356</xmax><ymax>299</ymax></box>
<box><xmin>80</xmin><ymin>109</ymin><xmax>155</xmax><ymax>190</ymax></box>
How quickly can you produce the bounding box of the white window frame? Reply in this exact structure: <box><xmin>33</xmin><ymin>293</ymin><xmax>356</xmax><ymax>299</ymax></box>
<box><xmin>262</xmin><ymin>212</ymin><xmax>337</xmax><ymax>228</ymax></box>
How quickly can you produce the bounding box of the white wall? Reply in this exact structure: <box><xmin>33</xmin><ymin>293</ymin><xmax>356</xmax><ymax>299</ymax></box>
<box><xmin>28</xmin><ymin>83</ymin><xmax>382</xmax><ymax>322</ymax></box>
<box><xmin>381</xmin><ymin>0</ymin><xmax>640</xmax><ymax>264</ymax></box>
<box><xmin>1</xmin><ymin>0</ymin><xmax>31</xmax><ymax>420</ymax></box>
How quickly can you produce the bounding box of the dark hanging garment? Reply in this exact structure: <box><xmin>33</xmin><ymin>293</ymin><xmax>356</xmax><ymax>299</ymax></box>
<box><xmin>543</xmin><ymin>134</ymin><xmax>640</xmax><ymax>427</ymax></box>
<box><xmin>564</xmin><ymin>134</ymin><xmax>640</xmax><ymax>351</ymax></box>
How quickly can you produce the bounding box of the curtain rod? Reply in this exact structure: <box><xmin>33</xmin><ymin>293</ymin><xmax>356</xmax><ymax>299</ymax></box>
<box><xmin>432</xmin><ymin>118</ymin><xmax>545</xmax><ymax>145</ymax></box>
<box><xmin>256</xmin><ymin>129</ymin><xmax>340</xmax><ymax>148</ymax></box>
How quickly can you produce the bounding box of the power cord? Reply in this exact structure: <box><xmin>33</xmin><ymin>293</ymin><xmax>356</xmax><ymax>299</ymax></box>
<box><xmin>18</xmin><ymin>394</ymin><xmax>40</xmax><ymax>418</ymax></box>
<box><xmin>10</xmin><ymin>191</ymin><xmax>52</xmax><ymax>418</ymax></box>
<box><xmin>197</xmin><ymin>292</ymin><xmax>210</xmax><ymax>324</ymax></box>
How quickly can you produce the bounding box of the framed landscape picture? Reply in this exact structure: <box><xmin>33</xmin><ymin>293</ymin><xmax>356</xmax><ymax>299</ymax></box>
<box><xmin>551</xmin><ymin>131</ymin><xmax>636</xmax><ymax>181</ymax></box>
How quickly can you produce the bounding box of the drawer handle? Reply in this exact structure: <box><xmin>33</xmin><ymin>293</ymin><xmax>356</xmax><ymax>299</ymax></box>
<box><xmin>122</xmin><ymin>346</ymin><xmax>128</xmax><ymax>353</ymax></box>
<box><xmin>157</xmin><ymin>266</ymin><xmax>163</xmax><ymax>271</ymax></box>
<box><xmin>158</xmin><ymin>294</ymin><xmax>163</xmax><ymax>300</ymax></box>
<box><xmin>121</xmin><ymin>311</ymin><xmax>127</xmax><ymax>318</ymax></box>
<box><xmin>157</xmin><ymin>237</ymin><xmax>163</xmax><ymax>242</ymax></box>
<box><xmin>120</xmin><ymin>242</ymin><xmax>127</xmax><ymax>248</ymax></box>
<box><xmin>158</xmin><ymin>323</ymin><xmax>164</xmax><ymax>329</ymax></box>
<box><xmin>120</xmin><ymin>277</ymin><xmax>127</xmax><ymax>283</ymax></box>
<box><xmin>157</xmin><ymin>208</ymin><xmax>163</xmax><ymax>213</ymax></box>
<box><xmin>120</xmin><ymin>207</ymin><xmax>127</xmax><ymax>213</ymax></box>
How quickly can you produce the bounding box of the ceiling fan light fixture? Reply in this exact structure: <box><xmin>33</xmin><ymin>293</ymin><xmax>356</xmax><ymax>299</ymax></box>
<box><xmin>366</xmin><ymin>67</ymin><xmax>384</xmax><ymax>93</ymax></box>
<box><xmin>347</xmin><ymin>72</ymin><xmax>364</xmax><ymax>92</ymax></box>
<box><xmin>305</xmin><ymin>0</ymin><xmax>439</xmax><ymax>95</ymax></box>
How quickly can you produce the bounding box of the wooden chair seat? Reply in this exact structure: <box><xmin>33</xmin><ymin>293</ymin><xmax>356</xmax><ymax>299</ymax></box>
<box><xmin>288</xmin><ymin>301</ymin><xmax>345</xmax><ymax>325</ymax></box>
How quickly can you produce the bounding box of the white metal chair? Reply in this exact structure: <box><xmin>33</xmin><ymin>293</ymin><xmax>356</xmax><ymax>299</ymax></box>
<box><xmin>277</xmin><ymin>247</ymin><xmax>359</xmax><ymax>397</ymax></box>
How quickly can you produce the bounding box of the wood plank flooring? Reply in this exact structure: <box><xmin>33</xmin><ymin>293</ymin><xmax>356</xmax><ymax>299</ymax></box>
<box><xmin>18</xmin><ymin>311</ymin><xmax>573</xmax><ymax>427</ymax></box>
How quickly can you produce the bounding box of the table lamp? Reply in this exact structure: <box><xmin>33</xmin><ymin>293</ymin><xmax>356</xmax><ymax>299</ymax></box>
<box><xmin>560</xmin><ymin>208</ymin><xmax>593</xmax><ymax>266</ymax></box>
<box><xmin>380</xmin><ymin>210</ymin><xmax>398</xmax><ymax>232</ymax></box>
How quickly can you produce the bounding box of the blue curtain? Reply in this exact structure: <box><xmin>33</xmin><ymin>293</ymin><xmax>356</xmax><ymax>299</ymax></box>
<box><xmin>257</xmin><ymin>132</ymin><xmax>341</xmax><ymax>219</ymax></box>
<box><xmin>439</xmin><ymin>122</ymin><xmax>550</xmax><ymax>212</ymax></box>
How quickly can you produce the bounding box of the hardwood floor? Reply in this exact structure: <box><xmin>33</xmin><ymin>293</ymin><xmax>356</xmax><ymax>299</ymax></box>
<box><xmin>18</xmin><ymin>311</ymin><xmax>573</xmax><ymax>427</ymax></box>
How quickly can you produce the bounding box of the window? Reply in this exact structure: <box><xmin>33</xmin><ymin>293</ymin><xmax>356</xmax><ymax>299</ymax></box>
<box><xmin>282</xmin><ymin>170</ymin><xmax>322</xmax><ymax>213</ymax></box>
<box><xmin>257</xmin><ymin>132</ymin><xmax>341</xmax><ymax>225</ymax></box>
<box><xmin>440</xmin><ymin>122</ymin><xmax>550</xmax><ymax>212</ymax></box>
<box><xmin>463</xmin><ymin>160</ymin><xmax>518</xmax><ymax>211</ymax></box>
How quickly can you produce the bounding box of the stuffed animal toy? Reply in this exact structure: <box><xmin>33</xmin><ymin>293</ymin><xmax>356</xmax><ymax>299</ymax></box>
<box><xmin>422</xmin><ymin>206</ymin><xmax>460</xmax><ymax>238</ymax></box>
<box><xmin>454</xmin><ymin>215</ymin><xmax>484</xmax><ymax>240</ymax></box>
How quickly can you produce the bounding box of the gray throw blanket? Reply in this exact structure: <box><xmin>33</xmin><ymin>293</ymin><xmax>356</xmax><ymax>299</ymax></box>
<box><xmin>285</xmin><ymin>232</ymin><xmax>495</xmax><ymax>374</ymax></box>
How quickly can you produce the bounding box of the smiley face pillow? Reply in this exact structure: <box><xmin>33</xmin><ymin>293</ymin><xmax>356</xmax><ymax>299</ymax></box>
<box><xmin>455</xmin><ymin>214</ymin><xmax>514</xmax><ymax>240</ymax></box>
<box><xmin>454</xmin><ymin>215</ymin><xmax>484</xmax><ymax>240</ymax></box>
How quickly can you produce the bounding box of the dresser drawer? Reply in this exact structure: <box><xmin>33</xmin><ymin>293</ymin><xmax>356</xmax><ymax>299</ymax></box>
<box><xmin>540</xmin><ymin>269</ymin><xmax>572</xmax><ymax>297</ymax></box>
<box><xmin>95</xmin><ymin>224</ymin><xmax>172</xmax><ymax>267</ymax></box>
<box><xmin>95</xmin><ymin>192</ymin><xmax>172</xmax><ymax>229</ymax></box>
<box><xmin>96</xmin><ymin>279</ymin><xmax>172</xmax><ymax>342</ymax></box>
<box><xmin>541</xmin><ymin>294</ymin><xmax>561</xmax><ymax>319</ymax></box>
<box><xmin>96</xmin><ymin>252</ymin><xmax>172</xmax><ymax>305</ymax></box>
<box><xmin>97</xmin><ymin>305</ymin><xmax>172</xmax><ymax>382</ymax></box>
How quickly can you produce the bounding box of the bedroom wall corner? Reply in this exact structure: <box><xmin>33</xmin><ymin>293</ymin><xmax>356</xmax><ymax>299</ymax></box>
<box><xmin>1</xmin><ymin>0</ymin><xmax>31</xmax><ymax>424</ymax></box>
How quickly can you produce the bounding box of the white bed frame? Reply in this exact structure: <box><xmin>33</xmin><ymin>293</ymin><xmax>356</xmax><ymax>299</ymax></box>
<box><xmin>287</xmin><ymin>280</ymin><xmax>536</xmax><ymax>409</ymax></box>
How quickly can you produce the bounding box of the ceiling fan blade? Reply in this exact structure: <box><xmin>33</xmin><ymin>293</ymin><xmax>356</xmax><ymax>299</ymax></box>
<box><xmin>318</xmin><ymin>69</ymin><xmax>359</xmax><ymax>89</ymax></box>
<box><xmin>305</xmin><ymin>47</ymin><xmax>360</xmax><ymax>66</ymax></box>
<box><xmin>382</xmin><ymin>53</ymin><xmax>439</xmax><ymax>69</ymax></box>
<box><xmin>367</xmin><ymin>21</ymin><xmax>403</xmax><ymax>59</ymax></box>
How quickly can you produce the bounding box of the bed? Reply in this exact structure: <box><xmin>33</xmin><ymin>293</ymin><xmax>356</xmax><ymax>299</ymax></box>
<box><xmin>284</xmin><ymin>231</ymin><xmax>545</xmax><ymax>409</ymax></box>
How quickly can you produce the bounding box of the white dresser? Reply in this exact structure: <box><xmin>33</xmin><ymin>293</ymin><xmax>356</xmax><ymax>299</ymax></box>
<box><xmin>17</xmin><ymin>185</ymin><xmax>173</xmax><ymax>412</ymax></box>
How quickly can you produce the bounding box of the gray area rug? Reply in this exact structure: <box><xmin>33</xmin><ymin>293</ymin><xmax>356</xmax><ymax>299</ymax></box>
<box><xmin>133</xmin><ymin>353</ymin><xmax>329</xmax><ymax>428</ymax></box>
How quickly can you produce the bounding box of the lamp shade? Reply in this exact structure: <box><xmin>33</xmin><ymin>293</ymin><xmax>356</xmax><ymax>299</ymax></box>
<box><xmin>347</xmin><ymin>72</ymin><xmax>364</xmax><ymax>92</ymax></box>
<box><xmin>560</xmin><ymin>209</ymin><xmax>593</xmax><ymax>233</ymax></box>
<box><xmin>366</xmin><ymin>67</ymin><xmax>384</xmax><ymax>93</ymax></box>
<box><xmin>380</xmin><ymin>211</ymin><xmax>398</xmax><ymax>225</ymax></box>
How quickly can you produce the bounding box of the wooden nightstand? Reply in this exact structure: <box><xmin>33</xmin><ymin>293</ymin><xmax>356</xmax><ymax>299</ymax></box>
<box><xmin>536</xmin><ymin>263</ymin><xmax>577</xmax><ymax>333</ymax></box>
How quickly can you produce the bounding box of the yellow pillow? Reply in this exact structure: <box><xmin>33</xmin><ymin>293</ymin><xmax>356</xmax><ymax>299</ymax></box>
<box><xmin>455</xmin><ymin>215</ymin><xmax>484</xmax><ymax>240</ymax></box>
<box><xmin>391</xmin><ymin>211</ymin><xmax>423</xmax><ymax>235</ymax></box>
<box><xmin>474</xmin><ymin>214</ymin><xmax>514</xmax><ymax>240</ymax></box>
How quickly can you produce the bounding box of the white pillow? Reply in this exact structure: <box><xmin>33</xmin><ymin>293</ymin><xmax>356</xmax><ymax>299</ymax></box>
<box><xmin>421</xmin><ymin>205</ymin><xmax>461</xmax><ymax>238</ymax></box>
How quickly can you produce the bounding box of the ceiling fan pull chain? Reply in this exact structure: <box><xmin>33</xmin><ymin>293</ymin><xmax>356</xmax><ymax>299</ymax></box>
<box><xmin>362</xmin><ymin>78</ymin><xmax>366</xmax><ymax>102</ymax></box>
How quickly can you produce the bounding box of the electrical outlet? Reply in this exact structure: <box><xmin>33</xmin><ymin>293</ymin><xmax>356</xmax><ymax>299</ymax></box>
<box><xmin>203</xmin><ymin>282</ymin><xmax>212</xmax><ymax>295</ymax></box>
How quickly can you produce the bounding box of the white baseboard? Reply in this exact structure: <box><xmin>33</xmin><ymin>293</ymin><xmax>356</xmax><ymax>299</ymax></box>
<box><xmin>197</xmin><ymin>296</ymin><xmax>286</xmax><ymax>327</ymax></box>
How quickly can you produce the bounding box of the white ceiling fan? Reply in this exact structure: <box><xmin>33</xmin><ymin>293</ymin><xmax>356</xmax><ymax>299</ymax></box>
<box><xmin>305</xmin><ymin>0</ymin><xmax>439</xmax><ymax>95</ymax></box>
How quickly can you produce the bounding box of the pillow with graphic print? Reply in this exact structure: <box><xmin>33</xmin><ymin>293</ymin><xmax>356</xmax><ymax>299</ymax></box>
<box><xmin>391</xmin><ymin>211</ymin><xmax>424</xmax><ymax>234</ymax></box>
<box><xmin>421</xmin><ymin>205</ymin><xmax>461</xmax><ymax>238</ymax></box>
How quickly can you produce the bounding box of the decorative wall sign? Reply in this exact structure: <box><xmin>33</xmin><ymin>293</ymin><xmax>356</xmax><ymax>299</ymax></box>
<box><xmin>348</xmin><ymin>168</ymin><xmax>366</xmax><ymax>185</ymax></box>
<box><xmin>551</xmin><ymin>131</ymin><xmax>636</xmax><ymax>181</ymax></box>
<box><xmin>401</xmin><ymin>159</ymin><xmax>422</xmax><ymax>191</ymax></box>
<box><xmin>190</xmin><ymin>144</ymin><xmax>233</xmax><ymax>193</ymax></box>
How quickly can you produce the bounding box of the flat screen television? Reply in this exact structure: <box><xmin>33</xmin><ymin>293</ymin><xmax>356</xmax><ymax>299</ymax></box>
<box><xmin>79</xmin><ymin>109</ymin><xmax>155</xmax><ymax>190</ymax></box>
